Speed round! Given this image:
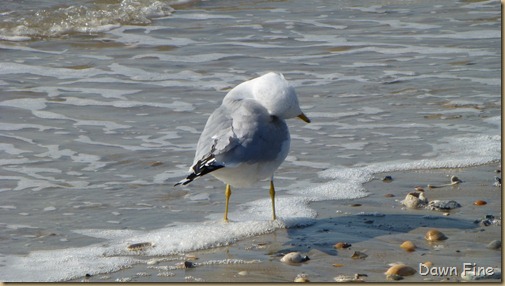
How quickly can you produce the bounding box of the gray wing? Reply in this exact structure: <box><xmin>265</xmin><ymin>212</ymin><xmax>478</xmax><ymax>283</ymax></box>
<box><xmin>174</xmin><ymin>103</ymin><xmax>238</xmax><ymax>186</ymax></box>
<box><xmin>193</xmin><ymin>105</ymin><xmax>237</xmax><ymax>166</ymax></box>
<box><xmin>175</xmin><ymin>99</ymin><xmax>288</xmax><ymax>186</ymax></box>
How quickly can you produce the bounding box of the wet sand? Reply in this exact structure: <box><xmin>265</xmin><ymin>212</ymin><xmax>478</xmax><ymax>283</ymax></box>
<box><xmin>72</xmin><ymin>163</ymin><xmax>501</xmax><ymax>282</ymax></box>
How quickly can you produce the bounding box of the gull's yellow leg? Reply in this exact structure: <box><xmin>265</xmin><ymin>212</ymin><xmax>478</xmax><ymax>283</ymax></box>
<box><xmin>270</xmin><ymin>180</ymin><xmax>276</xmax><ymax>220</ymax></box>
<box><xmin>224</xmin><ymin>184</ymin><xmax>231</xmax><ymax>222</ymax></box>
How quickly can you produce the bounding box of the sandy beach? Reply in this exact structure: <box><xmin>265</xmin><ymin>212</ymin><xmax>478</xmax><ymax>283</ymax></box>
<box><xmin>69</xmin><ymin>163</ymin><xmax>501</xmax><ymax>282</ymax></box>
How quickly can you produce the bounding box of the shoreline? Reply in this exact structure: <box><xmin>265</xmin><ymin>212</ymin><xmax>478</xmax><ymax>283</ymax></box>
<box><xmin>68</xmin><ymin>162</ymin><xmax>501</xmax><ymax>282</ymax></box>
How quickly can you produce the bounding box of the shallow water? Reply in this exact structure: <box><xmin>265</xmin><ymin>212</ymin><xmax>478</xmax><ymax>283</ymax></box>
<box><xmin>0</xmin><ymin>0</ymin><xmax>501</xmax><ymax>281</ymax></box>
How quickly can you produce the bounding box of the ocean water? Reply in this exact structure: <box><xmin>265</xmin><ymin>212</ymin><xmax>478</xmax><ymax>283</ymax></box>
<box><xmin>0</xmin><ymin>0</ymin><xmax>501</xmax><ymax>281</ymax></box>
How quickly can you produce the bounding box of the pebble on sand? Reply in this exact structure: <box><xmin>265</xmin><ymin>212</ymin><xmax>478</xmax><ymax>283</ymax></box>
<box><xmin>385</xmin><ymin>264</ymin><xmax>417</xmax><ymax>277</ymax></box>
<box><xmin>473</xmin><ymin>200</ymin><xmax>487</xmax><ymax>206</ymax></box>
<box><xmin>427</xmin><ymin>200</ymin><xmax>461</xmax><ymax>211</ymax></box>
<box><xmin>334</xmin><ymin>242</ymin><xmax>352</xmax><ymax>249</ymax></box>
<box><xmin>400</xmin><ymin>241</ymin><xmax>416</xmax><ymax>252</ymax></box>
<box><xmin>425</xmin><ymin>229</ymin><xmax>448</xmax><ymax>242</ymax></box>
<box><xmin>280</xmin><ymin>252</ymin><xmax>310</xmax><ymax>265</ymax></box>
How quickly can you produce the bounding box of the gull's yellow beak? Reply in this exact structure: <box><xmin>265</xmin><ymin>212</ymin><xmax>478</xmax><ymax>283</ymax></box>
<box><xmin>297</xmin><ymin>113</ymin><xmax>311</xmax><ymax>123</ymax></box>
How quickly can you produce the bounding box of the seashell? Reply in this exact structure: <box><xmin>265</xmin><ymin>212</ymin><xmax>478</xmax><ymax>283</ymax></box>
<box><xmin>280</xmin><ymin>252</ymin><xmax>310</xmax><ymax>264</ymax></box>
<box><xmin>401</xmin><ymin>192</ymin><xmax>428</xmax><ymax>209</ymax></box>
<box><xmin>473</xmin><ymin>200</ymin><xmax>487</xmax><ymax>206</ymax></box>
<box><xmin>382</xmin><ymin>176</ymin><xmax>393</xmax><ymax>182</ymax></box>
<box><xmin>425</xmin><ymin>229</ymin><xmax>447</xmax><ymax>242</ymax></box>
<box><xmin>414</xmin><ymin>186</ymin><xmax>425</xmax><ymax>192</ymax></box>
<box><xmin>350</xmin><ymin>203</ymin><xmax>362</xmax><ymax>207</ymax></box>
<box><xmin>384</xmin><ymin>193</ymin><xmax>395</xmax><ymax>198</ymax></box>
<box><xmin>400</xmin><ymin>241</ymin><xmax>416</xmax><ymax>252</ymax></box>
<box><xmin>487</xmin><ymin>240</ymin><xmax>501</xmax><ymax>250</ymax></box>
<box><xmin>422</xmin><ymin>261</ymin><xmax>433</xmax><ymax>268</ymax></box>
<box><xmin>237</xmin><ymin>271</ymin><xmax>248</xmax><ymax>276</ymax></box>
<box><xmin>334</xmin><ymin>242</ymin><xmax>352</xmax><ymax>249</ymax></box>
<box><xmin>332</xmin><ymin>263</ymin><xmax>344</xmax><ymax>267</ymax></box>
<box><xmin>127</xmin><ymin>242</ymin><xmax>153</xmax><ymax>251</ymax></box>
<box><xmin>351</xmin><ymin>251</ymin><xmax>368</xmax><ymax>259</ymax></box>
<box><xmin>427</xmin><ymin>200</ymin><xmax>461</xmax><ymax>211</ymax></box>
<box><xmin>450</xmin><ymin>176</ymin><xmax>462</xmax><ymax>184</ymax></box>
<box><xmin>294</xmin><ymin>274</ymin><xmax>309</xmax><ymax>282</ymax></box>
<box><xmin>185</xmin><ymin>254</ymin><xmax>199</xmax><ymax>260</ymax></box>
<box><xmin>385</xmin><ymin>264</ymin><xmax>416</xmax><ymax>276</ymax></box>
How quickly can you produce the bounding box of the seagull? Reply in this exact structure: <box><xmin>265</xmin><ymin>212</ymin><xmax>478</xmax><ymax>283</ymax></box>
<box><xmin>175</xmin><ymin>72</ymin><xmax>310</xmax><ymax>221</ymax></box>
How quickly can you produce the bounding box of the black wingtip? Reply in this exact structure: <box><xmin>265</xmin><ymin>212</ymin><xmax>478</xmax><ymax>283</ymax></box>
<box><xmin>174</xmin><ymin>176</ymin><xmax>195</xmax><ymax>187</ymax></box>
<box><xmin>174</xmin><ymin>154</ymin><xmax>225</xmax><ymax>187</ymax></box>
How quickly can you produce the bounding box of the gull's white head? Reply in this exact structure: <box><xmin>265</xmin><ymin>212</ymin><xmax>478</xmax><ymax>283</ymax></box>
<box><xmin>249</xmin><ymin>72</ymin><xmax>310</xmax><ymax>122</ymax></box>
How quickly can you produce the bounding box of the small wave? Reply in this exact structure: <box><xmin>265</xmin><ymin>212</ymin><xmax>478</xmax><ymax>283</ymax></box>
<box><xmin>0</xmin><ymin>0</ymin><xmax>176</xmax><ymax>41</ymax></box>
